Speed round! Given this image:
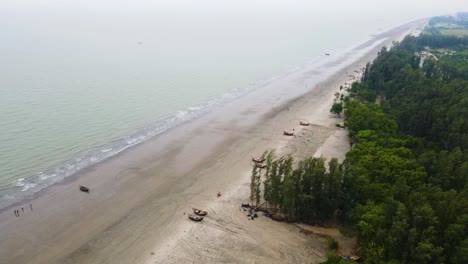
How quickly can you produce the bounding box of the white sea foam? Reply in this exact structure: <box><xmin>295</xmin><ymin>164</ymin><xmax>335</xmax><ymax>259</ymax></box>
<box><xmin>0</xmin><ymin>22</ymin><xmax>411</xmax><ymax>210</ymax></box>
<box><xmin>21</xmin><ymin>182</ymin><xmax>37</xmax><ymax>191</ymax></box>
<box><xmin>101</xmin><ymin>148</ymin><xmax>113</xmax><ymax>153</ymax></box>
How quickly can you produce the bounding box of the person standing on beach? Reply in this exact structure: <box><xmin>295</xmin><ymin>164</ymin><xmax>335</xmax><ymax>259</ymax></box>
<box><xmin>14</xmin><ymin>210</ymin><xmax>17</xmax><ymax>217</ymax></box>
<box><xmin>21</xmin><ymin>206</ymin><xmax>24</xmax><ymax>212</ymax></box>
<box><xmin>30</xmin><ymin>203</ymin><xmax>33</xmax><ymax>211</ymax></box>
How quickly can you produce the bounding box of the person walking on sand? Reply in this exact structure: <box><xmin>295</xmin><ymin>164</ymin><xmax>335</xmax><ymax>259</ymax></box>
<box><xmin>30</xmin><ymin>203</ymin><xmax>33</xmax><ymax>211</ymax></box>
<box><xmin>14</xmin><ymin>210</ymin><xmax>17</xmax><ymax>217</ymax></box>
<box><xmin>21</xmin><ymin>206</ymin><xmax>24</xmax><ymax>212</ymax></box>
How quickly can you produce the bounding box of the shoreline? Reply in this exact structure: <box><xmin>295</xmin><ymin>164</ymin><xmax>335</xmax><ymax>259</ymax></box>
<box><xmin>0</xmin><ymin>16</ymin><xmax>425</xmax><ymax>213</ymax></box>
<box><xmin>0</xmin><ymin>32</ymin><xmax>362</xmax><ymax>212</ymax></box>
<box><xmin>0</xmin><ymin>19</ymin><xmax>427</xmax><ymax>264</ymax></box>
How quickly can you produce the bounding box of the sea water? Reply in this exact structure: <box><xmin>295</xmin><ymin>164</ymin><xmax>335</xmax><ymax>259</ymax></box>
<box><xmin>0</xmin><ymin>6</ymin><xmax>440</xmax><ymax>209</ymax></box>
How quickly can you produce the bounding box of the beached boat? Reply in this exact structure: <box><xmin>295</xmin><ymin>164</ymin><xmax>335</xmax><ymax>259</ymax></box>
<box><xmin>252</xmin><ymin>157</ymin><xmax>266</xmax><ymax>163</ymax></box>
<box><xmin>325</xmin><ymin>53</ymin><xmax>330</xmax><ymax>56</ymax></box>
<box><xmin>79</xmin><ymin>186</ymin><xmax>89</xmax><ymax>192</ymax></box>
<box><xmin>188</xmin><ymin>214</ymin><xmax>204</xmax><ymax>222</ymax></box>
<box><xmin>300</xmin><ymin>121</ymin><xmax>310</xmax><ymax>126</ymax></box>
<box><xmin>192</xmin><ymin>208</ymin><xmax>208</xmax><ymax>216</ymax></box>
<box><xmin>283</xmin><ymin>131</ymin><xmax>294</xmax><ymax>136</ymax></box>
<box><xmin>256</xmin><ymin>163</ymin><xmax>267</xmax><ymax>169</ymax></box>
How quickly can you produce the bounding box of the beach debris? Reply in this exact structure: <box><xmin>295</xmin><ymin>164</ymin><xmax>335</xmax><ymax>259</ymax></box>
<box><xmin>79</xmin><ymin>185</ymin><xmax>90</xmax><ymax>193</ymax></box>
<box><xmin>188</xmin><ymin>214</ymin><xmax>204</xmax><ymax>222</ymax></box>
<box><xmin>192</xmin><ymin>208</ymin><xmax>208</xmax><ymax>216</ymax></box>
<box><xmin>217</xmin><ymin>192</ymin><xmax>222</xmax><ymax>198</ymax></box>
<box><xmin>341</xmin><ymin>255</ymin><xmax>361</xmax><ymax>261</ymax></box>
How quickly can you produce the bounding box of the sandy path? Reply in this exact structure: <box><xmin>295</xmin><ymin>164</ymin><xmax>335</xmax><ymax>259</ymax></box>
<box><xmin>0</xmin><ymin>20</ymin><xmax>426</xmax><ymax>264</ymax></box>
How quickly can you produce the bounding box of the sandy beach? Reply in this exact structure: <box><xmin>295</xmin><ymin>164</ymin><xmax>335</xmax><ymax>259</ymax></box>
<box><xmin>0</xmin><ymin>19</ymin><xmax>426</xmax><ymax>264</ymax></box>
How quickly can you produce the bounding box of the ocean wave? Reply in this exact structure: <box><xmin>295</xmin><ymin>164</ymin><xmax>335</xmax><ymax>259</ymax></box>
<box><xmin>0</xmin><ymin>41</ymin><xmax>359</xmax><ymax>210</ymax></box>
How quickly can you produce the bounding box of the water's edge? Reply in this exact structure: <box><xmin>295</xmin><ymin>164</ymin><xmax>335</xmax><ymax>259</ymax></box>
<box><xmin>0</xmin><ymin>19</ymin><xmax>424</xmax><ymax>211</ymax></box>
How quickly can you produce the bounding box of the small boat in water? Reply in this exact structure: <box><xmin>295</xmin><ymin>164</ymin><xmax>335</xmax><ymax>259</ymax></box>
<box><xmin>283</xmin><ymin>131</ymin><xmax>294</xmax><ymax>136</ymax></box>
<box><xmin>252</xmin><ymin>157</ymin><xmax>266</xmax><ymax>163</ymax></box>
<box><xmin>80</xmin><ymin>186</ymin><xmax>89</xmax><ymax>192</ymax></box>
<box><xmin>300</xmin><ymin>121</ymin><xmax>310</xmax><ymax>126</ymax></box>
<box><xmin>188</xmin><ymin>214</ymin><xmax>204</xmax><ymax>222</ymax></box>
<box><xmin>192</xmin><ymin>208</ymin><xmax>208</xmax><ymax>216</ymax></box>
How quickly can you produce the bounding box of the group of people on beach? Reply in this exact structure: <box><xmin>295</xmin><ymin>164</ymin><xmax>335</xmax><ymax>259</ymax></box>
<box><xmin>14</xmin><ymin>203</ymin><xmax>32</xmax><ymax>217</ymax></box>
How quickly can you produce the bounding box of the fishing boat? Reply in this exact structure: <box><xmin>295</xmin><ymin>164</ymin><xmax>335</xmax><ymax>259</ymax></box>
<box><xmin>252</xmin><ymin>157</ymin><xmax>266</xmax><ymax>163</ymax></box>
<box><xmin>283</xmin><ymin>131</ymin><xmax>294</xmax><ymax>136</ymax></box>
<box><xmin>79</xmin><ymin>186</ymin><xmax>89</xmax><ymax>192</ymax></box>
<box><xmin>325</xmin><ymin>53</ymin><xmax>330</xmax><ymax>56</ymax></box>
<box><xmin>192</xmin><ymin>208</ymin><xmax>208</xmax><ymax>216</ymax></box>
<box><xmin>300</xmin><ymin>121</ymin><xmax>310</xmax><ymax>126</ymax></box>
<box><xmin>188</xmin><ymin>214</ymin><xmax>204</xmax><ymax>222</ymax></box>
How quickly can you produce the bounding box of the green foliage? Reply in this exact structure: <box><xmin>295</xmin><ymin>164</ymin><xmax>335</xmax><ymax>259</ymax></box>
<box><xmin>321</xmin><ymin>252</ymin><xmax>348</xmax><ymax>264</ymax></box>
<box><xmin>249</xmin><ymin>26</ymin><xmax>468</xmax><ymax>264</ymax></box>
<box><xmin>250</xmin><ymin>165</ymin><xmax>259</xmax><ymax>204</ymax></box>
<box><xmin>339</xmin><ymin>228</ymin><xmax>357</xmax><ymax>238</ymax></box>
<box><xmin>341</xmin><ymin>29</ymin><xmax>468</xmax><ymax>264</ymax></box>
<box><xmin>330</xmin><ymin>103</ymin><xmax>343</xmax><ymax>117</ymax></box>
<box><xmin>327</xmin><ymin>237</ymin><xmax>339</xmax><ymax>250</ymax></box>
<box><xmin>358</xmin><ymin>241</ymin><xmax>384</xmax><ymax>264</ymax></box>
<box><xmin>250</xmin><ymin>151</ymin><xmax>345</xmax><ymax>224</ymax></box>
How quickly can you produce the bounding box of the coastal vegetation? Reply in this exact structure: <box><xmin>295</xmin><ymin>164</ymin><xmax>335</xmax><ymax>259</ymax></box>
<box><xmin>250</xmin><ymin>14</ymin><xmax>468</xmax><ymax>263</ymax></box>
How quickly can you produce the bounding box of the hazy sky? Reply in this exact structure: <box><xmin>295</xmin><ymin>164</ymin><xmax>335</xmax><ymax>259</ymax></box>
<box><xmin>2</xmin><ymin>0</ymin><xmax>467</xmax><ymax>12</ymax></box>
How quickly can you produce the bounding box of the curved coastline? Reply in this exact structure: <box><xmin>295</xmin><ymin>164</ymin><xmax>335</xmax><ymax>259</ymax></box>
<box><xmin>0</xmin><ymin>20</ymin><xmax>399</xmax><ymax>211</ymax></box>
<box><xmin>0</xmin><ymin>19</ymin><xmax>427</xmax><ymax>264</ymax></box>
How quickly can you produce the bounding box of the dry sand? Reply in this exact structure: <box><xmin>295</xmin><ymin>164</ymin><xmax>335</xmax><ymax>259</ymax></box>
<box><xmin>0</xmin><ymin>20</ymin><xmax>427</xmax><ymax>264</ymax></box>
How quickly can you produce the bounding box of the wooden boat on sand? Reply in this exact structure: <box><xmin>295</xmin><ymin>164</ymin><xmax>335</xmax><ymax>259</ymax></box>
<box><xmin>252</xmin><ymin>157</ymin><xmax>266</xmax><ymax>163</ymax></box>
<box><xmin>300</xmin><ymin>121</ymin><xmax>310</xmax><ymax>126</ymax></box>
<box><xmin>283</xmin><ymin>131</ymin><xmax>294</xmax><ymax>136</ymax></box>
<box><xmin>256</xmin><ymin>163</ymin><xmax>267</xmax><ymax>169</ymax></box>
<box><xmin>80</xmin><ymin>186</ymin><xmax>89</xmax><ymax>192</ymax></box>
<box><xmin>188</xmin><ymin>214</ymin><xmax>204</xmax><ymax>222</ymax></box>
<box><xmin>192</xmin><ymin>208</ymin><xmax>208</xmax><ymax>216</ymax></box>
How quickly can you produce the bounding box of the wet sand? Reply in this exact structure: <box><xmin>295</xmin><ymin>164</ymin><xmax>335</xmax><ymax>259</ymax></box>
<box><xmin>0</xmin><ymin>20</ymin><xmax>426</xmax><ymax>264</ymax></box>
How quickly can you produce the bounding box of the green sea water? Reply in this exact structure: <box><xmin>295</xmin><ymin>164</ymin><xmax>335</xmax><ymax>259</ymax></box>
<box><xmin>0</xmin><ymin>6</ymin><xmax>447</xmax><ymax>208</ymax></box>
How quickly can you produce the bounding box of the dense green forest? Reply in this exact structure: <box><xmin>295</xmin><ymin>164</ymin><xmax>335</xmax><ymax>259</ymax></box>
<box><xmin>250</xmin><ymin>16</ymin><xmax>467</xmax><ymax>264</ymax></box>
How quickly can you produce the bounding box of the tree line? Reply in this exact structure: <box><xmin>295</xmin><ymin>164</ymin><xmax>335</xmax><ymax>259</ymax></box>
<box><xmin>250</xmin><ymin>151</ymin><xmax>344</xmax><ymax>224</ymax></box>
<box><xmin>250</xmin><ymin>23</ymin><xmax>467</xmax><ymax>264</ymax></box>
